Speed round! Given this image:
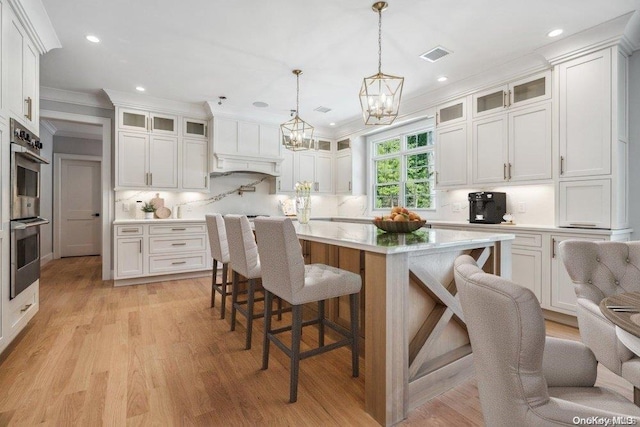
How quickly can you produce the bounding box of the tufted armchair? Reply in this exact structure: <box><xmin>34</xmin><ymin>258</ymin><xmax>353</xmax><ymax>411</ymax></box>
<box><xmin>559</xmin><ymin>240</ymin><xmax>640</xmax><ymax>404</ymax></box>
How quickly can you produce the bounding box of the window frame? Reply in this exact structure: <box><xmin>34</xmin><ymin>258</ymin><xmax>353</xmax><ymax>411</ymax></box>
<box><xmin>369</xmin><ymin>123</ymin><xmax>436</xmax><ymax>213</ymax></box>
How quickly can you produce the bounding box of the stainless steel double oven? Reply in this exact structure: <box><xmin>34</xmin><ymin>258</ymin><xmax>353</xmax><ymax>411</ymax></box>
<box><xmin>10</xmin><ymin>118</ymin><xmax>49</xmax><ymax>299</ymax></box>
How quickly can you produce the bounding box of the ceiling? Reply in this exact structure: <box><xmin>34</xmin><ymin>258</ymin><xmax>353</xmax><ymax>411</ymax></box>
<box><xmin>40</xmin><ymin>0</ymin><xmax>640</xmax><ymax>127</ymax></box>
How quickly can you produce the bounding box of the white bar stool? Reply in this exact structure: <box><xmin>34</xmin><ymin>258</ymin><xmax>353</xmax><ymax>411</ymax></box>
<box><xmin>205</xmin><ymin>214</ymin><xmax>232</xmax><ymax>318</ymax></box>
<box><xmin>254</xmin><ymin>217</ymin><xmax>361</xmax><ymax>403</ymax></box>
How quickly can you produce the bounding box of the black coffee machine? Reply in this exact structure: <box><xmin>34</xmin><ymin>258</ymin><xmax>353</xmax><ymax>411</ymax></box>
<box><xmin>468</xmin><ymin>192</ymin><xmax>507</xmax><ymax>224</ymax></box>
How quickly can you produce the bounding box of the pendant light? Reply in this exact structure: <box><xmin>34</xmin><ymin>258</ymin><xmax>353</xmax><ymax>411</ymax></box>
<box><xmin>281</xmin><ymin>69</ymin><xmax>314</xmax><ymax>151</ymax></box>
<box><xmin>359</xmin><ymin>1</ymin><xmax>404</xmax><ymax>125</ymax></box>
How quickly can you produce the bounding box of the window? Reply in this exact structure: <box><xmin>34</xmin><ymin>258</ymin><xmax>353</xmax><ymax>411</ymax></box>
<box><xmin>372</xmin><ymin>128</ymin><xmax>435</xmax><ymax>210</ymax></box>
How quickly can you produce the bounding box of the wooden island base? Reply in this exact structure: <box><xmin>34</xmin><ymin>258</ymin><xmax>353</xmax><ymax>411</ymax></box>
<box><xmin>297</xmin><ymin>226</ymin><xmax>512</xmax><ymax>426</ymax></box>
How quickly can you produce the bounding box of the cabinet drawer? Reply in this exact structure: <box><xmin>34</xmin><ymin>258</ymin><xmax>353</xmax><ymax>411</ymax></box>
<box><xmin>149</xmin><ymin>254</ymin><xmax>207</xmax><ymax>274</ymax></box>
<box><xmin>10</xmin><ymin>284</ymin><xmax>38</xmax><ymax>329</ymax></box>
<box><xmin>512</xmin><ymin>233</ymin><xmax>542</xmax><ymax>248</ymax></box>
<box><xmin>116</xmin><ymin>225</ymin><xmax>144</xmax><ymax>236</ymax></box>
<box><xmin>149</xmin><ymin>224</ymin><xmax>206</xmax><ymax>235</ymax></box>
<box><xmin>149</xmin><ymin>236</ymin><xmax>206</xmax><ymax>254</ymax></box>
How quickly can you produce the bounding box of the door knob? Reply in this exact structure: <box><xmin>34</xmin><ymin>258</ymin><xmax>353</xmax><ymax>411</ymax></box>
<box><xmin>93</xmin><ymin>213</ymin><xmax>100</xmax><ymax>217</ymax></box>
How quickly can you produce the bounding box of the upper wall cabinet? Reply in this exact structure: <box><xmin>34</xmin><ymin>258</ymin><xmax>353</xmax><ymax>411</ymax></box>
<box><xmin>435</xmin><ymin>123</ymin><xmax>468</xmax><ymax>188</ymax></box>
<box><xmin>210</xmin><ymin>117</ymin><xmax>282</xmax><ymax>175</ymax></box>
<box><xmin>118</xmin><ymin>108</ymin><xmax>178</xmax><ymax>135</ymax></box>
<box><xmin>183</xmin><ymin>118</ymin><xmax>208</xmax><ymax>138</ymax></box>
<box><xmin>472</xmin><ymin>71</ymin><xmax>551</xmax><ymax>118</ymax></box>
<box><xmin>5</xmin><ymin>6</ymin><xmax>39</xmax><ymax>133</ymax></box>
<box><xmin>436</xmin><ymin>97</ymin><xmax>466</xmax><ymax>127</ymax></box>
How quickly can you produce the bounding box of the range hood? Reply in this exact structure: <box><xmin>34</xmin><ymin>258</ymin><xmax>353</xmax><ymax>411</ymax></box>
<box><xmin>210</xmin><ymin>152</ymin><xmax>283</xmax><ymax>176</ymax></box>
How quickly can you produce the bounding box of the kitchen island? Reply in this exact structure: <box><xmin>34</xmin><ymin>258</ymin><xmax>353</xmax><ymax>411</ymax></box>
<box><xmin>292</xmin><ymin>220</ymin><xmax>514</xmax><ymax>426</ymax></box>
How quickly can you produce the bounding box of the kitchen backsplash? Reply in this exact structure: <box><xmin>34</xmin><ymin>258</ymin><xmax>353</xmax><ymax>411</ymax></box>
<box><xmin>114</xmin><ymin>173</ymin><xmax>339</xmax><ymax>220</ymax></box>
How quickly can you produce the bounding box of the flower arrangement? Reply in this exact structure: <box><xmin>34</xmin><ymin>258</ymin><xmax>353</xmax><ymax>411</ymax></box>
<box><xmin>295</xmin><ymin>181</ymin><xmax>313</xmax><ymax>224</ymax></box>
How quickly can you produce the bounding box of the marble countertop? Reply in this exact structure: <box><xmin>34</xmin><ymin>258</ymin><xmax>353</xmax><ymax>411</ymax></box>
<box><xmin>291</xmin><ymin>220</ymin><xmax>514</xmax><ymax>254</ymax></box>
<box><xmin>113</xmin><ymin>218</ymin><xmax>206</xmax><ymax>224</ymax></box>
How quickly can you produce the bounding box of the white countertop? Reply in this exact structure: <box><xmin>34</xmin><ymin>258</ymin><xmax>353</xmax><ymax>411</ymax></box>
<box><xmin>113</xmin><ymin>218</ymin><xmax>206</xmax><ymax>224</ymax></box>
<box><xmin>292</xmin><ymin>220</ymin><xmax>514</xmax><ymax>254</ymax></box>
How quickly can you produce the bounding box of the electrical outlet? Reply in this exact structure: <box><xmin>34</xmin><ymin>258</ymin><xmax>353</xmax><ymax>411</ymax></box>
<box><xmin>517</xmin><ymin>202</ymin><xmax>526</xmax><ymax>213</ymax></box>
<box><xmin>452</xmin><ymin>203</ymin><xmax>461</xmax><ymax>213</ymax></box>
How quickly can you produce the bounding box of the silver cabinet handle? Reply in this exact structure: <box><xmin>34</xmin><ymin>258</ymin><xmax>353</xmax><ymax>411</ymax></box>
<box><xmin>171</xmin><ymin>228</ymin><xmax>187</xmax><ymax>231</ymax></box>
<box><xmin>435</xmin><ymin>171</ymin><xmax>439</xmax><ymax>185</ymax></box>
<box><xmin>560</xmin><ymin>156</ymin><xmax>565</xmax><ymax>175</ymax></box>
<box><xmin>569</xmin><ymin>223</ymin><xmax>597</xmax><ymax>227</ymax></box>
<box><xmin>149</xmin><ymin>173</ymin><xmax>153</xmax><ymax>186</ymax></box>
<box><xmin>508</xmin><ymin>163</ymin><xmax>512</xmax><ymax>180</ymax></box>
<box><xmin>507</xmin><ymin>90</ymin><xmax>512</xmax><ymax>107</ymax></box>
<box><xmin>503</xmin><ymin>91</ymin><xmax>508</xmax><ymax>108</ymax></box>
<box><xmin>139</xmin><ymin>240</ymin><xmax>142</xmax><ymax>253</ymax></box>
<box><xmin>348</xmin><ymin>181</ymin><xmax>352</xmax><ymax>191</ymax></box>
<box><xmin>204</xmin><ymin>124</ymin><xmax>208</xmax><ymax>138</ymax></box>
<box><xmin>172</xmin><ymin>242</ymin><xmax>187</xmax><ymax>246</ymax></box>
<box><xmin>24</xmin><ymin>97</ymin><xmax>33</xmax><ymax>120</ymax></box>
<box><xmin>278</xmin><ymin>181</ymin><xmax>281</xmax><ymax>191</ymax></box>
<box><xmin>551</xmin><ymin>238</ymin><xmax>556</xmax><ymax>258</ymax></box>
<box><xmin>503</xmin><ymin>163</ymin><xmax>507</xmax><ymax>180</ymax></box>
<box><xmin>21</xmin><ymin>303</ymin><xmax>32</xmax><ymax>313</ymax></box>
<box><xmin>172</xmin><ymin>261</ymin><xmax>187</xmax><ymax>265</ymax></box>
<box><xmin>121</xmin><ymin>228</ymin><xmax>139</xmax><ymax>233</ymax></box>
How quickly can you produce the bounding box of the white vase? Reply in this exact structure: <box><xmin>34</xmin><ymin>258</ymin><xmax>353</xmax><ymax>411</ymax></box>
<box><xmin>144</xmin><ymin>212</ymin><xmax>154</xmax><ymax>219</ymax></box>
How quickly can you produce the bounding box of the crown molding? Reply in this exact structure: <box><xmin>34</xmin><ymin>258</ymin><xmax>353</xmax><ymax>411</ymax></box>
<box><xmin>8</xmin><ymin>0</ymin><xmax>61</xmax><ymax>54</ymax></box>
<box><xmin>39</xmin><ymin>119</ymin><xmax>57</xmax><ymax>135</ymax></box>
<box><xmin>40</xmin><ymin>87</ymin><xmax>114</xmax><ymax>110</ymax></box>
<box><xmin>104</xmin><ymin>89</ymin><xmax>209</xmax><ymax>118</ymax></box>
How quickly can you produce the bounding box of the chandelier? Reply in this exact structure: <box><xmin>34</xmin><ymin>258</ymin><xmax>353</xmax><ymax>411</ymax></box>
<box><xmin>281</xmin><ymin>69</ymin><xmax>314</xmax><ymax>151</ymax></box>
<box><xmin>359</xmin><ymin>1</ymin><xmax>404</xmax><ymax>125</ymax></box>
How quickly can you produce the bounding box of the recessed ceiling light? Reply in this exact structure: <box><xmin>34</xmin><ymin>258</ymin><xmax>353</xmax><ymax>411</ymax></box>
<box><xmin>86</xmin><ymin>35</ymin><xmax>100</xmax><ymax>43</ymax></box>
<box><xmin>547</xmin><ymin>29</ymin><xmax>563</xmax><ymax>38</ymax></box>
<box><xmin>135</xmin><ymin>86</ymin><xmax>145</xmax><ymax>92</ymax></box>
<box><xmin>252</xmin><ymin>101</ymin><xmax>268</xmax><ymax>108</ymax></box>
<box><xmin>437</xmin><ymin>76</ymin><xmax>448</xmax><ymax>82</ymax></box>
<box><xmin>329</xmin><ymin>122</ymin><xmax>336</xmax><ymax>126</ymax></box>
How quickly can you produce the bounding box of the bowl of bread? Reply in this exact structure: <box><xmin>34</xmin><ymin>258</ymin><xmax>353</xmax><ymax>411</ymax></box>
<box><xmin>372</xmin><ymin>207</ymin><xmax>426</xmax><ymax>233</ymax></box>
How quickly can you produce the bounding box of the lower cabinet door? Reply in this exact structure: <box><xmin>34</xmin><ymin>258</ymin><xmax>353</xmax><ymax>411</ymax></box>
<box><xmin>511</xmin><ymin>248</ymin><xmax>542</xmax><ymax>303</ymax></box>
<box><xmin>558</xmin><ymin>179</ymin><xmax>611</xmax><ymax>229</ymax></box>
<box><xmin>116</xmin><ymin>238</ymin><xmax>144</xmax><ymax>278</ymax></box>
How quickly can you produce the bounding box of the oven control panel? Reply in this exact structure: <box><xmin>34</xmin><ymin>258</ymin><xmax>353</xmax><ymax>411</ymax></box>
<box><xmin>10</xmin><ymin>119</ymin><xmax>42</xmax><ymax>151</ymax></box>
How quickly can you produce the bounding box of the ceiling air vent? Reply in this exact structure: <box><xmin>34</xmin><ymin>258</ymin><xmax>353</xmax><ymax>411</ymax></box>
<box><xmin>419</xmin><ymin>46</ymin><xmax>452</xmax><ymax>63</ymax></box>
<box><xmin>314</xmin><ymin>106</ymin><xmax>332</xmax><ymax>113</ymax></box>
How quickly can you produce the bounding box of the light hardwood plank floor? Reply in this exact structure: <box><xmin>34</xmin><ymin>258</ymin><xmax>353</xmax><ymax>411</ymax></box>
<box><xmin>0</xmin><ymin>257</ymin><xmax>633</xmax><ymax>426</ymax></box>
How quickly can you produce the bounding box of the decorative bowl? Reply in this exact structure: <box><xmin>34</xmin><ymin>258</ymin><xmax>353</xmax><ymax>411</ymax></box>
<box><xmin>372</xmin><ymin>219</ymin><xmax>427</xmax><ymax>233</ymax></box>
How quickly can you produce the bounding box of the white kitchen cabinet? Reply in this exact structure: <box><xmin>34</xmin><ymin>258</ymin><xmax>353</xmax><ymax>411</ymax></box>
<box><xmin>182</xmin><ymin>138</ymin><xmax>209</xmax><ymax>190</ymax></box>
<box><xmin>296</xmin><ymin>147</ymin><xmax>334</xmax><ymax>194</ymax></box>
<box><xmin>436</xmin><ymin>97</ymin><xmax>466</xmax><ymax>126</ymax></box>
<box><xmin>5</xmin><ymin>7</ymin><xmax>39</xmax><ymax>133</ymax></box>
<box><xmin>149</xmin><ymin>135</ymin><xmax>178</xmax><ymax>188</ymax></box>
<box><xmin>276</xmin><ymin>149</ymin><xmax>296</xmax><ymax>193</ymax></box>
<box><xmin>116</xmin><ymin>237</ymin><xmax>144</xmax><ymax>278</ymax></box>
<box><xmin>315</xmin><ymin>152</ymin><xmax>334</xmax><ymax>194</ymax></box>
<box><xmin>297</xmin><ymin>151</ymin><xmax>316</xmax><ymax>185</ymax></box>
<box><xmin>472</xmin><ymin>71</ymin><xmax>551</xmax><ymax>118</ymax></box>
<box><xmin>336</xmin><ymin>152</ymin><xmax>352</xmax><ymax>194</ymax></box>
<box><xmin>558</xmin><ymin>49</ymin><xmax>611</xmax><ymax>178</ymax></box>
<box><xmin>550</xmin><ymin>234</ymin><xmax>605</xmax><ymax>315</ymax></box>
<box><xmin>558</xmin><ymin>179</ymin><xmax>611</xmax><ymax>229</ymax></box>
<box><xmin>116</xmin><ymin>132</ymin><xmax>178</xmax><ymax>190</ymax></box>
<box><xmin>512</xmin><ymin>248</ymin><xmax>543</xmax><ymax>303</ymax></box>
<box><xmin>183</xmin><ymin>118</ymin><xmax>208</xmax><ymax>138</ymax></box>
<box><xmin>472</xmin><ymin>102</ymin><xmax>551</xmax><ymax>185</ymax></box>
<box><xmin>118</xmin><ymin>108</ymin><xmax>177</xmax><ymax>135</ymax></box>
<box><xmin>435</xmin><ymin>123</ymin><xmax>468</xmax><ymax>188</ymax></box>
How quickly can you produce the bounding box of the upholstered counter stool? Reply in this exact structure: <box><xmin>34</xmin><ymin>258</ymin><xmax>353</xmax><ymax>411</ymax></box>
<box><xmin>254</xmin><ymin>217</ymin><xmax>362</xmax><ymax>403</ymax></box>
<box><xmin>205</xmin><ymin>214</ymin><xmax>231</xmax><ymax>318</ymax></box>
<box><xmin>224</xmin><ymin>214</ymin><xmax>267</xmax><ymax>350</ymax></box>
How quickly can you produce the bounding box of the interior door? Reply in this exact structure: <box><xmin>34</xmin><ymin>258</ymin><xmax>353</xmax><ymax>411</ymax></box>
<box><xmin>60</xmin><ymin>159</ymin><xmax>101</xmax><ymax>257</ymax></box>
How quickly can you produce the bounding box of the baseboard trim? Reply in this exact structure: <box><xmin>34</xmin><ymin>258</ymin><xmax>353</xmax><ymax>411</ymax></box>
<box><xmin>40</xmin><ymin>253</ymin><xmax>54</xmax><ymax>266</ymax></box>
<box><xmin>543</xmin><ymin>309</ymin><xmax>578</xmax><ymax>328</ymax></box>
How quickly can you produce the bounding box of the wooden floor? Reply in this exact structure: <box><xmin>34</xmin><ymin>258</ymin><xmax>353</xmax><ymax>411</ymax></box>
<box><xmin>0</xmin><ymin>257</ymin><xmax>633</xmax><ymax>426</ymax></box>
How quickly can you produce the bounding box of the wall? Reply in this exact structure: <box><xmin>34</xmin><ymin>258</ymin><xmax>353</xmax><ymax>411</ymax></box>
<box><xmin>53</xmin><ymin>135</ymin><xmax>102</xmax><ymax>157</ymax></box>
<box><xmin>629</xmin><ymin>50</ymin><xmax>640</xmax><ymax>240</ymax></box>
<box><xmin>115</xmin><ymin>173</ymin><xmax>339</xmax><ymax>220</ymax></box>
<box><xmin>39</xmin><ymin>124</ymin><xmax>54</xmax><ymax>264</ymax></box>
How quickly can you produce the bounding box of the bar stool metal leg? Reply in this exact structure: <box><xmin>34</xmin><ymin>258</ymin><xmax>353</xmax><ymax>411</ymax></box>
<box><xmin>211</xmin><ymin>259</ymin><xmax>218</xmax><ymax>308</ymax></box>
<box><xmin>220</xmin><ymin>263</ymin><xmax>229</xmax><ymax>319</ymax></box>
<box><xmin>230</xmin><ymin>271</ymin><xmax>239</xmax><ymax>331</ymax></box>
<box><xmin>290</xmin><ymin>304</ymin><xmax>303</xmax><ymax>403</ymax></box>
<box><xmin>350</xmin><ymin>293</ymin><xmax>359</xmax><ymax>377</ymax></box>
<box><xmin>262</xmin><ymin>290</ymin><xmax>273</xmax><ymax>370</ymax></box>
